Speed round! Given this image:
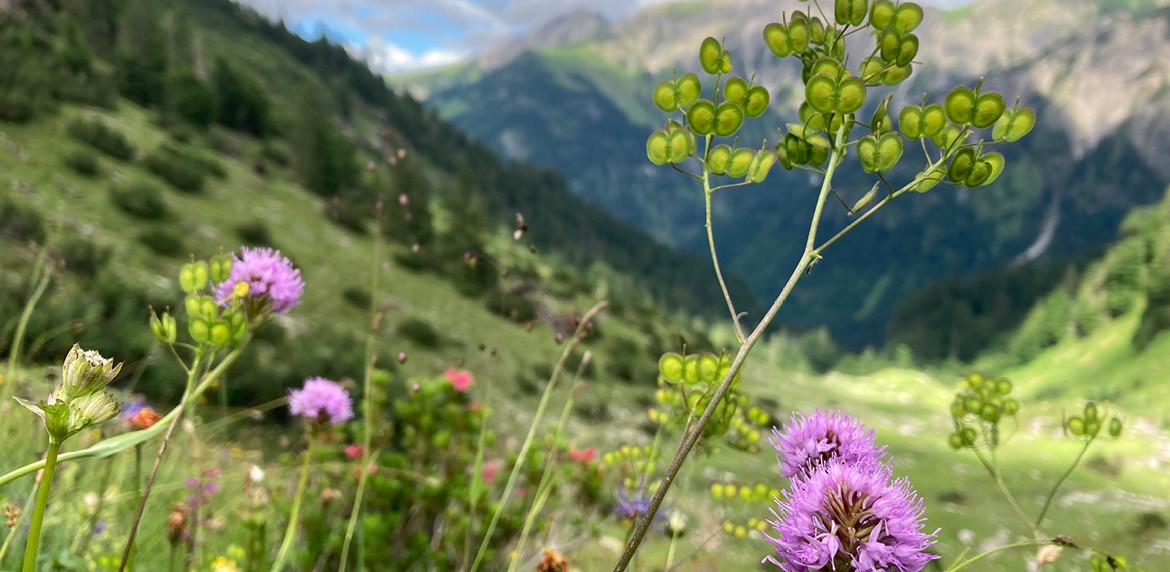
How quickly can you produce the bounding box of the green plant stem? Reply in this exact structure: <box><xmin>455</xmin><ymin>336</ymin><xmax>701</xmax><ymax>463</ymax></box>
<box><xmin>943</xmin><ymin>539</ymin><xmax>1048</xmax><ymax>571</ymax></box>
<box><xmin>470</xmin><ymin>301</ymin><xmax>607</xmax><ymax>572</ymax></box>
<box><xmin>339</xmin><ymin>197</ymin><xmax>385</xmax><ymax>572</ymax></box>
<box><xmin>273</xmin><ymin>435</ymin><xmax>314</xmax><ymax>572</ymax></box>
<box><xmin>702</xmin><ymin>152</ymin><xmax>745</xmax><ymax>343</ymax></box>
<box><xmin>613</xmin><ymin>125</ymin><xmax>850</xmax><ymax>572</ymax></box>
<box><xmin>663</xmin><ymin>532</ymin><xmax>679</xmax><ymax>570</ymax></box>
<box><xmin>1034</xmin><ymin>439</ymin><xmax>1093</xmax><ymax>530</ymax></box>
<box><xmin>463</xmin><ymin>359</ymin><xmax>496</xmax><ymax>568</ymax></box>
<box><xmin>970</xmin><ymin>447</ymin><xmax>1036</xmax><ymax>536</ymax></box>
<box><xmin>4</xmin><ymin>248</ymin><xmax>52</xmax><ymax>389</ymax></box>
<box><xmin>22</xmin><ymin>440</ymin><xmax>60</xmax><ymax>572</ymax></box>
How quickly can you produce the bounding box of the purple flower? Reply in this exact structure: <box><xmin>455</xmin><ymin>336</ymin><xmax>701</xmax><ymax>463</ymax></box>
<box><xmin>763</xmin><ymin>460</ymin><xmax>938</xmax><ymax>572</ymax></box>
<box><xmin>289</xmin><ymin>377</ymin><xmax>354</xmax><ymax>425</ymax></box>
<box><xmin>121</xmin><ymin>397</ymin><xmax>146</xmax><ymax>420</ymax></box>
<box><xmin>771</xmin><ymin>410</ymin><xmax>886</xmax><ymax>480</ymax></box>
<box><xmin>613</xmin><ymin>480</ymin><xmax>652</xmax><ymax>523</ymax></box>
<box><xmin>212</xmin><ymin>247</ymin><xmax>304</xmax><ymax>316</ymax></box>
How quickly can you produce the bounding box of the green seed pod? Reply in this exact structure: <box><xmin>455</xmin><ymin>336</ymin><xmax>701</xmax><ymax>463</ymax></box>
<box><xmin>896</xmin><ymin>34</ymin><xmax>919</xmax><ymax>67</ymax></box>
<box><xmin>698</xmin><ymin>353</ymin><xmax>721</xmax><ymax>382</ymax></box>
<box><xmin>646</xmin><ymin>131</ymin><xmax>670</xmax><ymax>165</ymax></box>
<box><xmin>961</xmin><ymin>427</ymin><xmax>977</xmax><ymax>446</ymax></box>
<box><xmin>808</xmin><ymin>143</ymin><xmax>830</xmax><ymax>167</ymax></box>
<box><xmin>1067</xmin><ymin>416</ymin><xmax>1086</xmax><ymax>436</ymax></box>
<box><xmin>726</xmin><ymin>148</ymin><xmax>756</xmax><ymax>178</ymax></box>
<box><xmin>879</xmin><ymin>29</ymin><xmax>901</xmax><ymax>62</ymax></box>
<box><xmin>744</xmin><ymin>85</ymin><xmax>770</xmax><ymax>118</ymax></box>
<box><xmin>932</xmin><ymin>124</ymin><xmax>964</xmax><ymax>149</ymax></box>
<box><xmin>893</xmin><ymin>2</ymin><xmax>924</xmax><ymax>34</ymax></box>
<box><xmin>774</xmin><ymin>145</ymin><xmax>794</xmax><ymax>170</ymax></box>
<box><xmin>179</xmin><ymin>261</ymin><xmax>209</xmax><ymax>294</ymax></box>
<box><xmin>763</xmin><ymin>23</ymin><xmax>793</xmax><ymax>58</ymax></box>
<box><xmin>710</xmin><ymin>482</ymin><xmax>725</xmax><ymax>500</ymax></box>
<box><xmin>723</xmin><ymin>77</ymin><xmax>749</xmax><ymax>106</ymax></box>
<box><xmin>947</xmin><ymin>432</ymin><xmax>964</xmax><ymax>450</ymax></box>
<box><xmin>748</xmin><ymin>150</ymin><xmax>777</xmax><ymax>183</ymax></box>
<box><xmin>949</xmin><ymin>400</ymin><xmax>965</xmax><ymax>418</ymax></box>
<box><xmin>992</xmin><ymin>107</ymin><xmax>1036</xmax><ymax>142</ymax></box>
<box><xmin>870</xmin><ymin>0</ymin><xmax>896</xmax><ymax>29</ymax></box>
<box><xmin>1003</xmin><ymin>398</ymin><xmax>1019</xmax><ymax>416</ymax></box>
<box><xmin>995</xmin><ymin>378</ymin><xmax>1013</xmax><ymax>395</ymax></box>
<box><xmin>658</xmin><ymin>352</ymin><xmax>685</xmax><ymax>382</ymax></box>
<box><xmin>921</xmin><ymin>104</ymin><xmax>947</xmax><ymax>137</ymax></box>
<box><xmin>209</xmin><ymin>319</ymin><xmax>233</xmax><ymax>346</ymax></box>
<box><xmin>806</xmin><ymin>74</ymin><xmax>837</xmax><ymax>114</ymax></box>
<box><xmin>788</xmin><ymin>20</ymin><xmax>811</xmax><ymax>53</ymax></box>
<box><xmin>208</xmin><ymin>253</ymin><xmax>233</xmax><ymax>284</ymax></box>
<box><xmin>699</xmin><ymin>37</ymin><xmax>723</xmax><ymax>74</ymax></box>
<box><xmin>972</xmin><ymin>92</ymin><xmax>1006</xmax><ymax>128</ymax></box>
<box><xmin>899</xmin><ymin>105</ymin><xmax>924</xmax><ymax>139</ymax></box>
<box><xmin>857</xmin><ymin>132</ymin><xmax>903</xmax><ymax>173</ymax></box>
<box><xmin>871</xmin><ymin>98</ymin><xmax>893</xmax><ymax>133</ymax></box>
<box><xmin>860</xmin><ymin>57</ymin><xmax>885</xmax><ymax>81</ymax></box>
<box><xmin>837</xmin><ymin>78</ymin><xmax>867</xmax><ymax>114</ymax></box>
<box><xmin>666</xmin><ymin>128</ymin><xmax>690</xmax><ymax>163</ymax></box>
<box><xmin>948</xmin><ymin>147</ymin><xmax>978</xmax><ymax>182</ymax></box>
<box><xmin>683</xmin><ymin>354</ymin><xmax>701</xmax><ymax>384</ymax></box>
<box><xmin>676</xmin><ymin>73</ymin><xmax>702</xmax><ymax>106</ymax></box>
<box><xmin>945</xmin><ymin>86</ymin><xmax>977</xmax><ymax>125</ymax></box>
<box><xmin>978</xmin><ymin>152</ymin><xmax>1006</xmax><ymax>186</ymax></box>
<box><xmin>1084</xmin><ymin>402</ymin><xmax>1099</xmax><ymax>423</ymax></box>
<box><xmin>714</xmin><ymin>101</ymin><xmax>745</xmax><ymax>136</ymax></box>
<box><xmin>835</xmin><ymin>0</ymin><xmax>869</xmax><ymax>26</ymax></box>
<box><xmin>225</xmin><ymin>308</ymin><xmax>248</xmax><ymax>342</ymax></box>
<box><xmin>980</xmin><ymin>403</ymin><xmax>1001</xmax><ymax>423</ymax></box>
<box><xmin>809</xmin><ymin>17</ymin><xmax>826</xmax><ymax>44</ymax></box>
<box><xmin>881</xmin><ymin>63</ymin><xmax>912</xmax><ymax>85</ymax></box>
<box><xmin>1086</xmin><ymin>421</ymin><xmax>1101</xmax><ymax>436</ymax></box>
<box><xmin>653</xmin><ymin>80</ymin><xmax>678</xmax><ymax>112</ymax></box>
<box><xmin>706</xmin><ymin>144</ymin><xmax>733</xmax><ymax>175</ymax></box>
<box><xmin>687</xmin><ymin>99</ymin><xmax>717</xmax><ymax>135</ymax></box>
<box><xmin>914</xmin><ymin>168</ymin><xmax>945</xmax><ymax>192</ymax></box>
<box><xmin>1109</xmin><ymin>417</ymin><xmax>1123</xmax><ymax>438</ymax></box>
<box><xmin>964</xmin><ymin>157</ymin><xmax>993</xmax><ymax>187</ymax></box>
<box><xmin>963</xmin><ymin>396</ymin><xmax>982</xmax><ymax>415</ymax></box>
<box><xmin>810</xmin><ymin>58</ymin><xmax>844</xmax><ymax>80</ymax></box>
<box><xmin>189</xmin><ymin>315</ymin><xmax>211</xmax><ymax>344</ymax></box>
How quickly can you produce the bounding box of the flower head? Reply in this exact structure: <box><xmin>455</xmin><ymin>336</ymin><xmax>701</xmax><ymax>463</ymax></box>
<box><xmin>771</xmin><ymin>410</ymin><xmax>886</xmax><ymax>480</ymax></box>
<box><xmin>764</xmin><ymin>459</ymin><xmax>938</xmax><ymax>572</ymax></box>
<box><xmin>444</xmin><ymin>368</ymin><xmax>473</xmax><ymax>392</ymax></box>
<box><xmin>212</xmin><ymin>247</ymin><xmax>304</xmax><ymax>316</ymax></box>
<box><xmin>569</xmin><ymin>447</ymin><xmax>598</xmax><ymax>464</ymax></box>
<box><xmin>288</xmin><ymin>377</ymin><xmax>353</xmax><ymax>425</ymax></box>
<box><xmin>613</xmin><ymin>480</ymin><xmax>653</xmax><ymax>524</ymax></box>
<box><xmin>481</xmin><ymin>460</ymin><xmax>501</xmax><ymax>485</ymax></box>
<box><xmin>61</xmin><ymin>344</ymin><xmax>122</xmax><ymax>401</ymax></box>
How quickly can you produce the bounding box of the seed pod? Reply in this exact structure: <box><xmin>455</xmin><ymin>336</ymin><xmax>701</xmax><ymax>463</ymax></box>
<box><xmin>871</xmin><ymin>97</ymin><xmax>894</xmax><ymax>133</ymax></box>
<box><xmin>706</xmin><ymin>144</ymin><xmax>733</xmax><ymax>175</ymax></box>
<box><xmin>947</xmin><ymin>432</ymin><xmax>964</xmax><ymax>450</ymax></box>
<box><xmin>189</xmin><ymin>315</ymin><xmax>211</xmax><ymax>344</ymax></box>
<box><xmin>992</xmin><ymin>107</ymin><xmax>1036</xmax><ymax>142</ymax></box>
<box><xmin>710</xmin><ymin>482</ymin><xmax>725</xmax><ymax>500</ymax></box>
<box><xmin>726</xmin><ymin>148</ymin><xmax>756</xmax><ymax>178</ymax></box>
<box><xmin>948</xmin><ymin>147</ymin><xmax>978</xmax><ymax>182</ymax></box>
<box><xmin>978</xmin><ymin>152</ymin><xmax>1006</xmax><ymax>186</ymax></box>
<box><xmin>179</xmin><ymin>261</ymin><xmax>209</xmax><ymax>294</ymax></box>
<box><xmin>208</xmin><ymin>254</ymin><xmax>233</xmax><ymax>284</ymax></box>
<box><xmin>972</xmin><ymin>92</ymin><xmax>1006</xmax><ymax>128</ymax></box>
<box><xmin>653</xmin><ymin>80</ymin><xmax>678</xmax><ymax>112</ymax></box>
<box><xmin>1003</xmin><ymin>398</ymin><xmax>1019</xmax><ymax>416</ymax></box>
<box><xmin>881</xmin><ymin>63</ymin><xmax>912</xmax><ymax>85</ymax></box>
<box><xmin>723</xmin><ymin>77</ymin><xmax>749</xmax><ymax>106</ymax></box>
<box><xmin>646</xmin><ymin>131</ymin><xmax>670</xmax><ymax>165</ymax></box>
<box><xmin>893</xmin><ymin>2</ymin><xmax>924</xmax><ymax>34</ymax></box>
<box><xmin>1067</xmin><ymin>416</ymin><xmax>1086</xmax><ymax>436</ymax></box>
<box><xmin>913</xmin><ymin>168</ymin><xmax>945</xmax><ymax>192</ymax></box>
<box><xmin>835</xmin><ymin>0</ymin><xmax>869</xmax><ymax>26</ymax></box>
<box><xmin>899</xmin><ymin>105</ymin><xmax>924</xmax><ymax>139</ymax></box>
<box><xmin>860</xmin><ymin>57</ymin><xmax>885</xmax><ymax>81</ymax></box>
<box><xmin>745</xmin><ymin>85</ymin><xmax>770</xmax><ymax>118</ymax></box>
<box><xmin>895</xmin><ymin>34</ymin><xmax>919</xmax><ymax>67</ymax></box>
<box><xmin>961</xmin><ymin>427</ymin><xmax>977</xmax><ymax>446</ymax></box>
<box><xmin>980</xmin><ymin>403</ymin><xmax>1001</xmax><ymax>423</ymax></box>
<box><xmin>964</xmin><ymin>157</ymin><xmax>993</xmax><ymax>187</ymax></box>
<box><xmin>806</xmin><ymin>74</ymin><xmax>837</xmax><ymax>114</ymax></box>
<box><xmin>714</xmin><ymin>101</ymin><xmax>745</xmax><ymax>136</ymax></box>
<box><xmin>921</xmin><ymin>103</ymin><xmax>947</xmax><ymax>137</ymax></box>
<box><xmin>1084</xmin><ymin>402</ymin><xmax>1099</xmax><ymax>423</ymax></box>
<box><xmin>658</xmin><ymin>352</ymin><xmax>685</xmax><ymax>382</ymax></box>
<box><xmin>699</xmin><ymin>37</ymin><xmax>722</xmax><ymax>74</ymax></box>
<box><xmin>945</xmin><ymin>87</ymin><xmax>977</xmax><ymax>125</ymax></box>
<box><xmin>698</xmin><ymin>353</ymin><xmax>721</xmax><ymax>381</ymax></box>
<box><xmin>763</xmin><ymin>23</ymin><xmax>794</xmax><ymax>58</ymax></box>
<box><xmin>788</xmin><ymin>20</ymin><xmax>811</xmax><ymax>53</ymax></box>
<box><xmin>666</xmin><ymin>128</ymin><xmax>691</xmax><ymax>163</ymax></box>
<box><xmin>1109</xmin><ymin>417</ymin><xmax>1123</xmax><ymax>438</ymax></box>
<box><xmin>995</xmin><ymin>378</ymin><xmax>1013</xmax><ymax>395</ymax></box>
<box><xmin>856</xmin><ymin>132</ymin><xmax>903</xmax><ymax>173</ymax></box>
<box><xmin>676</xmin><ymin>73</ymin><xmax>702</xmax><ymax>106</ymax></box>
<box><xmin>870</xmin><ymin>0</ymin><xmax>896</xmax><ymax>29</ymax></box>
<box><xmin>837</xmin><ymin>78</ymin><xmax>866</xmax><ymax>114</ymax></box>
<box><xmin>687</xmin><ymin>99</ymin><xmax>717</xmax><ymax>135</ymax></box>
<box><xmin>748</xmin><ymin>150</ymin><xmax>777</xmax><ymax>183</ymax></box>
<box><xmin>683</xmin><ymin>354</ymin><xmax>701</xmax><ymax>384</ymax></box>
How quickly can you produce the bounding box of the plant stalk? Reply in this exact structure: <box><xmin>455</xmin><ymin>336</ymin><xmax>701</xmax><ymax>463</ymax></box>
<box><xmin>273</xmin><ymin>435</ymin><xmax>314</xmax><ymax>572</ymax></box>
<box><xmin>22</xmin><ymin>441</ymin><xmax>60</xmax><ymax>572</ymax></box>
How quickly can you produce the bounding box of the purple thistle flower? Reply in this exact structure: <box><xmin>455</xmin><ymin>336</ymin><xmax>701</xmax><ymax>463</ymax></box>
<box><xmin>212</xmin><ymin>247</ymin><xmax>304</xmax><ymax>316</ymax></box>
<box><xmin>613</xmin><ymin>480</ymin><xmax>652</xmax><ymax>523</ymax></box>
<box><xmin>764</xmin><ymin>460</ymin><xmax>938</xmax><ymax>572</ymax></box>
<box><xmin>772</xmin><ymin>410</ymin><xmax>886</xmax><ymax>480</ymax></box>
<box><xmin>289</xmin><ymin>377</ymin><xmax>354</xmax><ymax>426</ymax></box>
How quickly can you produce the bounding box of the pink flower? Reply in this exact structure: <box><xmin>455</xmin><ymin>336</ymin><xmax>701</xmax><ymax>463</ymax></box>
<box><xmin>345</xmin><ymin>444</ymin><xmax>364</xmax><ymax>460</ymax></box>
<box><xmin>569</xmin><ymin>447</ymin><xmax>598</xmax><ymax>464</ymax></box>
<box><xmin>481</xmin><ymin>460</ymin><xmax>501</xmax><ymax>485</ymax></box>
<box><xmin>444</xmin><ymin>368</ymin><xmax>473</xmax><ymax>392</ymax></box>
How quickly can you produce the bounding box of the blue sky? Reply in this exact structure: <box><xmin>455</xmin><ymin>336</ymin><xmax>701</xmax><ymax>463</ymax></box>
<box><xmin>241</xmin><ymin>0</ymin><xmax>976</xmax><ymax>74</ymax></box>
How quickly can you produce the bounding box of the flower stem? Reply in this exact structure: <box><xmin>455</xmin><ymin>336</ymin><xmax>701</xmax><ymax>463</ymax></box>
<box><xmin>703</xmin><ymin>165</ymin><xmax>745</xmax><ymax>343</ymax></box>
<box><xmin>4</xmin><ymin>246</ymin><xmax>53</xmax><ymax>392</ymax></box>
<box><xmin>273</xmin><ymin>435</ymin><xmax>314</xmax><ymax>572</ymax></box>
<box><xmin>470</xmin><ymin>302</ymin><xmax>607</xmax><ymax>572</ymax></box>
<box><xmin>22</xmin><ymin>440</ymin><xmax>60</xmax><ymax>572</ymax></box>
<box><xmin>1034</xmin><ymin>439</ymin><xmax>1093</xmax><ymax>530</ymax></box>
<box><xmin>943</xmin><ymin>539</ymin><xmax>1048</xmax><ymax>571</ymax></box>
<box><xmin>612</xmin><ymin>124</ymin><xmax>849</xmax><ymax>572</ymax></box>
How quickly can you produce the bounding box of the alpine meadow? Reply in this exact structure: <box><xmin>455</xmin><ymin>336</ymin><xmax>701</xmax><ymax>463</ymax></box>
<box><xmin>0</xmin><ymin>0</ymin><xmax>1168</xmax><ymax>571</ymax></box>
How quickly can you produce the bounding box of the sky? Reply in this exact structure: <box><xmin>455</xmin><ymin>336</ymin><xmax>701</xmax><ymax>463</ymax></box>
<box><xmin>239</xmin><ymin>0</ymin><xmax>976</xmax><ymax>74</ymax></box>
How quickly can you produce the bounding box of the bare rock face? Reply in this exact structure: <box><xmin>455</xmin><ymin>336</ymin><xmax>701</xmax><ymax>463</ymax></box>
<box><xmin>476</xmin><ymin>9</ymin><xmax>610</xmax><ymax>71</ymax></box>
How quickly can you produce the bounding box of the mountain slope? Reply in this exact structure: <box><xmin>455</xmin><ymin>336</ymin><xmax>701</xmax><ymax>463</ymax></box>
<box><xmin>414</xmin><ymin>0</ymin><xmax>1170</xmax><ymax>348</ymax></box>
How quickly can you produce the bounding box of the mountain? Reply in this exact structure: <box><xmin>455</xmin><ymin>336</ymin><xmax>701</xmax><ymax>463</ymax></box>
<box><xmin>411</xmin><ymin>0</ymin><xmax>1170</xmax><ymax>349</ymax></box>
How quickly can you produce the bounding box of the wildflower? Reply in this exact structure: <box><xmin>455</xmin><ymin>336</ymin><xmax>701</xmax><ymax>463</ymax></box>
<box><xmin>166</xmin><ymin>503</ymin><xmax>189</xmax><ymax>547</ymax></box>
<box><xmin>4</xmin><ymin>504</ymin><xmax>20</xmax><ymax>528</ymax></box>
<box><xmin>569</xmin><ymin>447</ymin><xmax>598</xmax><ymax>464</ymax></box>
<box><xmin>771</xmin><ymin>410</ymin><xmax>886</xmax><ymax>480</ymax></box>
<box><xmin>764</xmin><ymin>459</ymin><xmax>938</xmax><ymax>572</ymax></box>
<box><xmin>481</xmin><ymin>460</ymin><xmax>501</xmax><ymax>485</ymax></box>
<box><xmin>345</xmin><ymin>444</ymin><xmax>364</xmax><ymax>459</ymax></box>
<box><xmin>536</xmin><ymin>548</ymin><xmax>569</xmax><ymax>572</ymax></box>
<box><xmin>130</xmin><ymin>407</ymin><xmax>161</xmax><ymax>430</ymax></box>
<box><xmin>613</xmin><ymin>481</ymin><xmax>652</xmax><ymax>524</ymax></box>
<box><xmin>210</xmin><ymin>556</ymin><xmax>239</xmax><ymax>572</ymax></box>
<box><xmin>17</xmin><ymin>346</ymin><xmax>122</xmax><ymax>444</ymax></box>
<box><xmin>288</xmin><ymin>377</ymin><xmax>354</xmax><ymax>426</ymax></box>
<box><xmin>321</xmin><ymin>488</ymin><xmax>341</xmax><ymax>505</ymax></box>
<box><xmin>246</xmin><ymin>465</ymin><xmax>265</xmax><ymax>487</ymax></box>
<box><xmin>212</xmin><ymin>247</ymin><xmax>304</xmax><ymax>316</ymax></box>
<box><xmin>60</xmin><ymin>345</ymin><xmax>123</xmax><ymax>400</ymax></box>
<box><xmin>445</xmin><ymin>368</ymin><xmax>473</xmax><ymax>392</ymax></box>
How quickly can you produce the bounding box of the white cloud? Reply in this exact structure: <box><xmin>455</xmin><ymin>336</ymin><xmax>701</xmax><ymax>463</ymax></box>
<box><xmin>355</xmin><ymin>39</ymin><xmax>467</xmax><ymax>73</ymax></box>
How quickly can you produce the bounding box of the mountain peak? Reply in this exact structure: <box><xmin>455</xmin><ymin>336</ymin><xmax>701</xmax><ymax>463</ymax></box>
<box><xmin>476</xmin><ymin>9</ymin><xmax>609</xmax><ymax>70</ymax></box>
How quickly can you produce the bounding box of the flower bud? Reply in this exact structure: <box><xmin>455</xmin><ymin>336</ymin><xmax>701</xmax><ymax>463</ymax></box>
<box><xmin>179</xmin><ymin>261</ymin><xmax>209</xmax><ymax>294</ymax></box>
<box><xmin>61</xmin><ymin>345</ymin><xmax>122</xmax><ymax>400</ymax></box>
<box><xmin>150</xmin><ymin>311</ymin><xmax>178</xmax><ymax>344</ymax></box>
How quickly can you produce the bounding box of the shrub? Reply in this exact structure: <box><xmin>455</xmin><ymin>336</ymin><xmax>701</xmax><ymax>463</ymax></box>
<box><xmin>144</xmin><ymin>147</ymin><xmax>206</xmax><ymax>193</ymax></box>
<box><xmin>0</xmin><ymin>197</ymin><xmax>46</xmax><ymax>242</ymax></box>
<box><xmin>259</xmin><ymin>141</ymin><xmax>290</xmax><ymax>166</ymax></box>
<box><xmin>137</xmin><ymin>225</ymin><xmax>186</xmax><ymax>257</ymax></box>
<box><xmin>66</xmin><ymin>117</ymin><xmax>135</xmax><ymax>161</ymax></box>
<box><xmin>110</xmin><ymin>182</ymin><xmax>170</xmax><ymax>220</ymax></box>
<box><xmin>341</xmin><ymin>286</ymin><xmax>371</xmax><ymax>309</ymax></box>
<box><xmin>486</xmin><ymin>289</ymin><xmax>538</xmax><ymax>323</ymax></box>
<box><xmin>397</xmin><ymin>317</ymin><xmax>442</xmax><ymax>348</ymax></box>
<box><xmin>62</xmin><ymin>150</ymin><xmax>100</xmax><ymax>177</ymax></box>
<box><xmin>235</xmin><ymin>220</ymin><xmax>274</xmax><ymax>247</ymax></box>
<box><xmin>56</xmin><ymin>228</ymin><xmax>110</xmax><ymax>277</ymax></box>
